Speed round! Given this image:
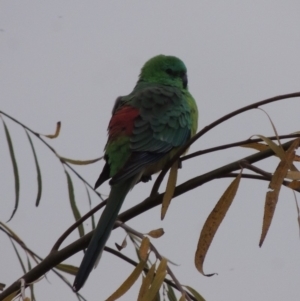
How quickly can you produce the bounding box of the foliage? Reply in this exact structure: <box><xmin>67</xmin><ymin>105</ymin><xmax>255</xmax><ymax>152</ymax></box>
<box><xmin>0</xmin><ymin>92</ymin><xmax>300</xmax><ymax>300</ymax></box>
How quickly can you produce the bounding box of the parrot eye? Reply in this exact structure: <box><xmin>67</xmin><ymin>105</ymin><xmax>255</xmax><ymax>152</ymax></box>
<box><xmin>165</xmin><ymin>68</ymin><xmax>174</xmax><ymax>76</ymax></box>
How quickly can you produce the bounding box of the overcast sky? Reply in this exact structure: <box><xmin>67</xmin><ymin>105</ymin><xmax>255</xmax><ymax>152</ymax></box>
<box><xmin>1</xmin><ymin>1</ymin><xmax>300</xmax><ymax>301</ymax></box>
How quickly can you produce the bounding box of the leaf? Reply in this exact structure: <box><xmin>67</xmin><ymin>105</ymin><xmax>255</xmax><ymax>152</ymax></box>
<box><xmin>44</xmin><ymin>121</ymin><xmax>61</xmax><ymax>138</ymax></box>
<box><xmin>55</xmin><ymin>263</ymin><xmax>78</xmax><ymax>275</ymax></box>
<box><xmin>156</xmin><ymin>258</ymin><xmax>167</xmax><ymax>275</ymax></box>
<box><xmin>105</xmin><ymin>259</ymin><xmax>146</xmax><ymax>301</ymax></box>
<box><xmin>241</xmin><ymin>142</ymin><xmax>269</xmax><ymax>152</ymax></box>
<box><xmin>2</xmin><ymin>291</ymin><xmax>18</xmax><ymax>301</ymax></box>
<box><xmin>167</xmin><ymin>284</ymin><xmax>177</xmax><ymax>301</ymax></box>
<box><xmin>0</xmin><ymin>221</ymin><xmax>24</xmax><ymax>246</ymax></box>
<box><xmin>115</xmin><ymin>235</ymin><xmax>127</xmax><ymax>251</ymax></box>
<box><xmin>195</xmin><ymin>171</ymin><xmax>242</xmax><ymax>275</ymax></box>
<box><xmin>147</xmin><ymin>228</ymin><xmax>164</xmax><ymax>239</ymax></box>
<box><xmin>85</xmin><ymin>186</ymin><xmax>95</xmax><ymax>230</ymax></box>
<box><xmin>287</xmin><ymin>180</ymin><xmax>300</xmax><ymax>190</ymax></box>
<box><xmin>253</xmin><ymin>135</ymin><xmax>285</xmax><ymax>159</ymax></box>
<box><xmin>139</xmin><ymin>237</ymin><xmax>150</xmax><ymax>261</ymax></box>
<box><xmin>137</xmin><ymin>263</ymin><xmax>156</xmax><ymax>301</ymax></box>
<box><xmin>141</xmin><ymin>270</ymin><xmax>166</xmax><ymax>301</ymax></box>
<box><xmin>65</xmin><ymin>171</ymin><xmax>84</xmax><ymax>238</ymax></box>
<box><xmin>27</xmin><ymin>256</ymin><xmax>36</xmax><ymax>301</ymax></box>
<box><xmin>259</xmin><ymin>139</ymin><xmax>300</xmax><ymax>246</ymax></box>
<box><xmin>2</xmin><ymin>118</ymin><xmax>20</xmax><ymax>221</ymax></box>
<box><xmin>25</xmin><ymin>130</ymin><xmax>42</xmax><ymax>206</ymax></box>
<box><xmin>286</xmin><ymin>171</ymin><xmax>300</xmax><ymax>180</ymax></box>
<box><xmin>184</xmin><ymin>286</ymin><xmax>206</xmax><ymax>301</ymax></box>
<box><xmin>10</xmin><ymin>239</ymin><xmax>26</xmax><ymax>274</ymax></box>
<box><xmin>161</xmin><ymin>161</ymin><xmax>178</xmax><ymax>220</ymax></box>
<box><xmin>59</xmin><ymin>156</ymin><xmax>102</xmax><ymax>165</ymax></box>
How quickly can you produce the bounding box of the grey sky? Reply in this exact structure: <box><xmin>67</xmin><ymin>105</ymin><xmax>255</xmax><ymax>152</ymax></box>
<box><xmin>1</xmin><ymin>1</ymin><xmax>300</xmax><ymax>300</ymax></box>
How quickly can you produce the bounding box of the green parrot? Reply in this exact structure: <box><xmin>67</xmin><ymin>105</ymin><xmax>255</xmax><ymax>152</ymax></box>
<box><xmin>73</xmin><ymin>54</ymin><xmax>198</xmax><ymax>292</ymax></box>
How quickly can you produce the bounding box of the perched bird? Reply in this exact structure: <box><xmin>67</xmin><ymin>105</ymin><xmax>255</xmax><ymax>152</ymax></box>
<box><xmin>73</xmin><ymin>55</ymin><xmax>198</xmax><ymax>292</ymax></box>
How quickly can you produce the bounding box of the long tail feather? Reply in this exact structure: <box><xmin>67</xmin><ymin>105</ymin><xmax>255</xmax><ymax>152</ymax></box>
<box><xmin>73</xmin><ymin>179</ymin><xmax>132</xmax><ymax>292</ymax></box>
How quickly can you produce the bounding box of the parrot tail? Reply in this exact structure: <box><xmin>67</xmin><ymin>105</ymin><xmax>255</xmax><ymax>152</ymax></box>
<box><xmin>73</xmin><ymin>179</ymin><xmax>132</xmax><ymax>292</ymax></box>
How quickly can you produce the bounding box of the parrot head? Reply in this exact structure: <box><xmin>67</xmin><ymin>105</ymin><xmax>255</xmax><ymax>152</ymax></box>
<box><xmin>139</xmin><ymin>55</ymin><xmax>188</xmax><ymax>89</ymax></box>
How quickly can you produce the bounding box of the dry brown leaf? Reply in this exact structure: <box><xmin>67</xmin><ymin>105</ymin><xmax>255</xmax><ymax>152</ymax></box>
<box><xmin>286</xmin><ymin>171</ymin><xmax>300</xmax><ymax>180</ymax></box>
<box><xmin>147</xmin><ymin>228</ymin><xmax>165</xmax><ymax>238</ymax></box>
<box><xmin>259</xmin><ymin>138</ymin><xmax>300</xmax><ymax>247</ymax></box>
<box><xmin>139</xmin><ymin>237</ymin><xmax>150</xmax><ymax>261</ymax></box>
<box><xmin>241</xmin><ymin>142</ymin><xmax>269</xmax><ymax>152</ymax></box>
<box><xmin>288</xmin><ymin>180</ymin><xmax>300</xmax><ymax>190</ymax></box>
<box><xmin>105</xmin><ymin>259</ymin><xmax>146</xmax><ymax>301</ymax></box>
<box><xmin>137</xmin><ymin>263</ymin><xmax>156</xmax><ymax>301</ymax></box>
<box><xmin>195</xmin><ymin>171</ymin><xmax>242</xmax><ymax>275</ymax></box>
<box><xmin>161</xmin><ymin>161</ymin><xmax>178</xmax><ymax>220</ymax></box>
<box><xmin>44</xmin><ymin>121</ymin><xmax>61</xmax><ymax>139</ymax></box>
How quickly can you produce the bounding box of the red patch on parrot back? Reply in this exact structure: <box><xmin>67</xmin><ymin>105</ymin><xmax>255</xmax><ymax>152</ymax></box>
<box><xmin>108</xmin><ymin>106</ymin><xmax>140</xmax><ymax>139</ymax></box>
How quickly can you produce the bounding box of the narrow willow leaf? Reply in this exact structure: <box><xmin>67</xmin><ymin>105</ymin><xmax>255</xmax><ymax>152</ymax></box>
<box><xmin>85</xmin><ymin>186</ymin><xmax>95</xmax><ymax>230</ymax></box>
<box><xmin>65</xmin><ymin>171</ymin><xmax>84</xmax><ymax>238</ymax></box>
<box><xmin>141</xmin><ymin>271</ymin><xmax>166</xmax><ymax>301</ymax></box>
<box><xmin>139</xmin><ymin>237</ymin><xmax>150</xmax><ymax>261</ymax></box>
<box><xmin>27</xmin><ymin>256</ymin><xmax>36</xmax><ymax>301</ymax></box>
<box><xmin>105</xmin><ymin>259</ymin><xmax>146</xmax><ymax>301</ymax></box>
<box><xmin>294</xmin><ymin>196</ymin><xmax>300</xmax><ymax>238</ymax></box>
<box><xmin>115</xmin><ymin>235</ymin><xmax>127</xmax><ymax>251</ymax></box>
<box><xmin>44</xmin><ymin>121</ymin><xmax>61</xmax><ymax>138</ymax></box>
<box><xmin>0</xmin><ymin>221</ymin><xmax>23</xmax><ymax>245</ymax></box>
<box><xmin>156</xmin><ymin>258</ymin><xmax>168</xmax><ymax>276</ymax></box>
<box><xmin>167</xmin><ymin>284</ymin><xmax>177</xmax><ymax>301</ymax></box>
<box><xmin>55</xmin><ymin>263</ymin><xmax>78</xmax><ymax>275</ymax></box>
<box><xmin>2</xmin><ymin>119</ymin><xmax>20</xmax><ymax>221</ymax></box>
<box><xmin>138</xmin><ymin>264</ymin><xmax>156</xmax><ymax>301</ymax></box>
<box><xmin>10</xmin><ymin>239</ymin><xmax>26</xmax><ymax>274</ymax></box>
<box><xmin>259</xmin><ymin>139</ymin><xmax>299</xmax><ymax>246</ymax></box>
<box><xmin>195</xmin><ymin>171</ymin><xmax>242</xmax><ymax>275</ymax></box>
<box><xmin>2</xmin><ymin>291</ymin><xmax>18</xmax><ymax>301</ymax></box>
<box><xmin>59</xmin><ymin>156</ymin><xmax>102</xmax><ymax>165</ymax></box>
<box><xmin>179</xmin><ymin>296</ymin><xmax>185</xmax><ymax>301</ymax></box>
<box><xmin>288</xmin><ymin>180</ymin><xmax>300</xmax><ymax>190</ymax></box>
<box><xmin>253</xmin><ymin>135</ymin><xmax>285</xmax><ymax>159</ymax></box>
<box><xmin>161</xmin><ymin>161</ymin><xmax>178</xmax><ymax>220</ymax></box>
<box><xmin>184</xmin><ymin>285</ymin><xmax>206</xmax><ymax>301</ymax></box>
<box><xmin>286</xmin><ymin>171</ymin><xmax>300</xmax><ymax>180</ymax></box>
<box><xmin>241</xmin><ymin>142</ymin><xmax>269</xmax><ymax>152</ymax></box>
<box><xmin>147</xmin><ymin>228</ymin><xmax>164</xmax><ymax>239</ymax></box>
<box><xmin>25</xmin><ymin>130</ymin><xmax>42</xmax><ymax>206</ymax></box>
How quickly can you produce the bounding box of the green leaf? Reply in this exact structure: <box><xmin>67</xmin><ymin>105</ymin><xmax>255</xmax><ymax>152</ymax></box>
<box><xmin>167</xmin><ymin>284</ymin><xmax>177</xmax><ymax>301</ymax></box>
<box><xmin>65</xmin><ymin>171</ymin><xmax>84</xmax><ymax>237</ymax></box>
<box><xmin>25</xmin><ymin>130</ymin><xmax>42</xmax><ymax>207</ymax></box>
<box><xmin>184</xmin><ymin>286</ymin><xmax>206</xmax><ymax>301</ymax></box>
<box><xmin>2</xmin><ymin>118</ymin><xmax>20</xmax><ymax>221</ymax></box>
<box><xmin>10</xmin><ymin>239</ymin><xmax>26</xmax><ymax>274</ymax></box>
<box><xmin>86</xmin><ymin>186</ymin><xmax>95</xmax><ymax>230</ymax></box>
<box><xmin>55</xmin><ymin>263</ymin><xmax>79</xmax><ymax>275</ymax></box>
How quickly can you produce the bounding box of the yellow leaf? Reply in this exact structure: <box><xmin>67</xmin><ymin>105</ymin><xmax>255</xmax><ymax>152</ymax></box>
<box><xmin>137</xmin><ymin>263</ymin><xmax>156</xmax><ymax>301</ymax></box>
<box><xmin>2</xmin><ymin>291</ymin><xmax>18</xmax><ymax>301</ymax></box>
<box><xmin>286</xmin><ymin>171</ymin><xmax>300</xmax><ymax>180</ymax></box>
<box><xmin>59</xmin><ymin>156</ymin><xmax>102</xmax><ymax>165</ymax></box>
<box><xmin>55</xmin><ymin>263</ymin><xmax>78</xmax><ymax>275</ymax></box>
<box><xmin>140</xmin><ymin>271</ymin><xmax>166</xmax><ymax>301</ymax></box>
<box><xmin>184</xmin><ymin>285</ymin><xmax>206</xmax><ymax>301</ymax></box>
<box><xmin>139</xmin><ymin>237</ymin><xmax>150</xmax><ymax>261</ymax></box>
<box><xmin>195</xmin><ymin>171</ymin><xmax>242</xmax><ymax>275</ymax></box>
<box><xmin>44</xmin><ymin>121</ymin><xmax>61</xmax><ymax>138</ymax></box>
<box><xmin>147</xmin><ymin>228</ymin><xmax>165</xmax><ymax>238</ymax></box>
<box><xmin>105</xmin><ymin>259</ymin><xmax>146</xmax><ymax>301</ymax></box>
<box><xmin>161</xmin><ymin>161</ymin><xmax>178</xmax><ymax>220</ymax></box>
<box><xmin>259</xmin><ymin>138</ymin><xmax>299</xmax><ymax>247</ymax></box>
<box><xmin>254</xmin><ymin>135</ymin><xmax>285</xmax><ymax>159</ymax></box>
<box><xmin>241</xmin><ymin>142</ymin><xmax>269</xmax><ymax>152</ymax></box>
<box><xmin>288</xmin><ymin>180</ymin><xmax>300</xmax><ymax>190</ymax></box>
<box><xmin>156</xmin><ymin>257</ymin><xmax>168</xmax><ymax>276</ymax></box>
